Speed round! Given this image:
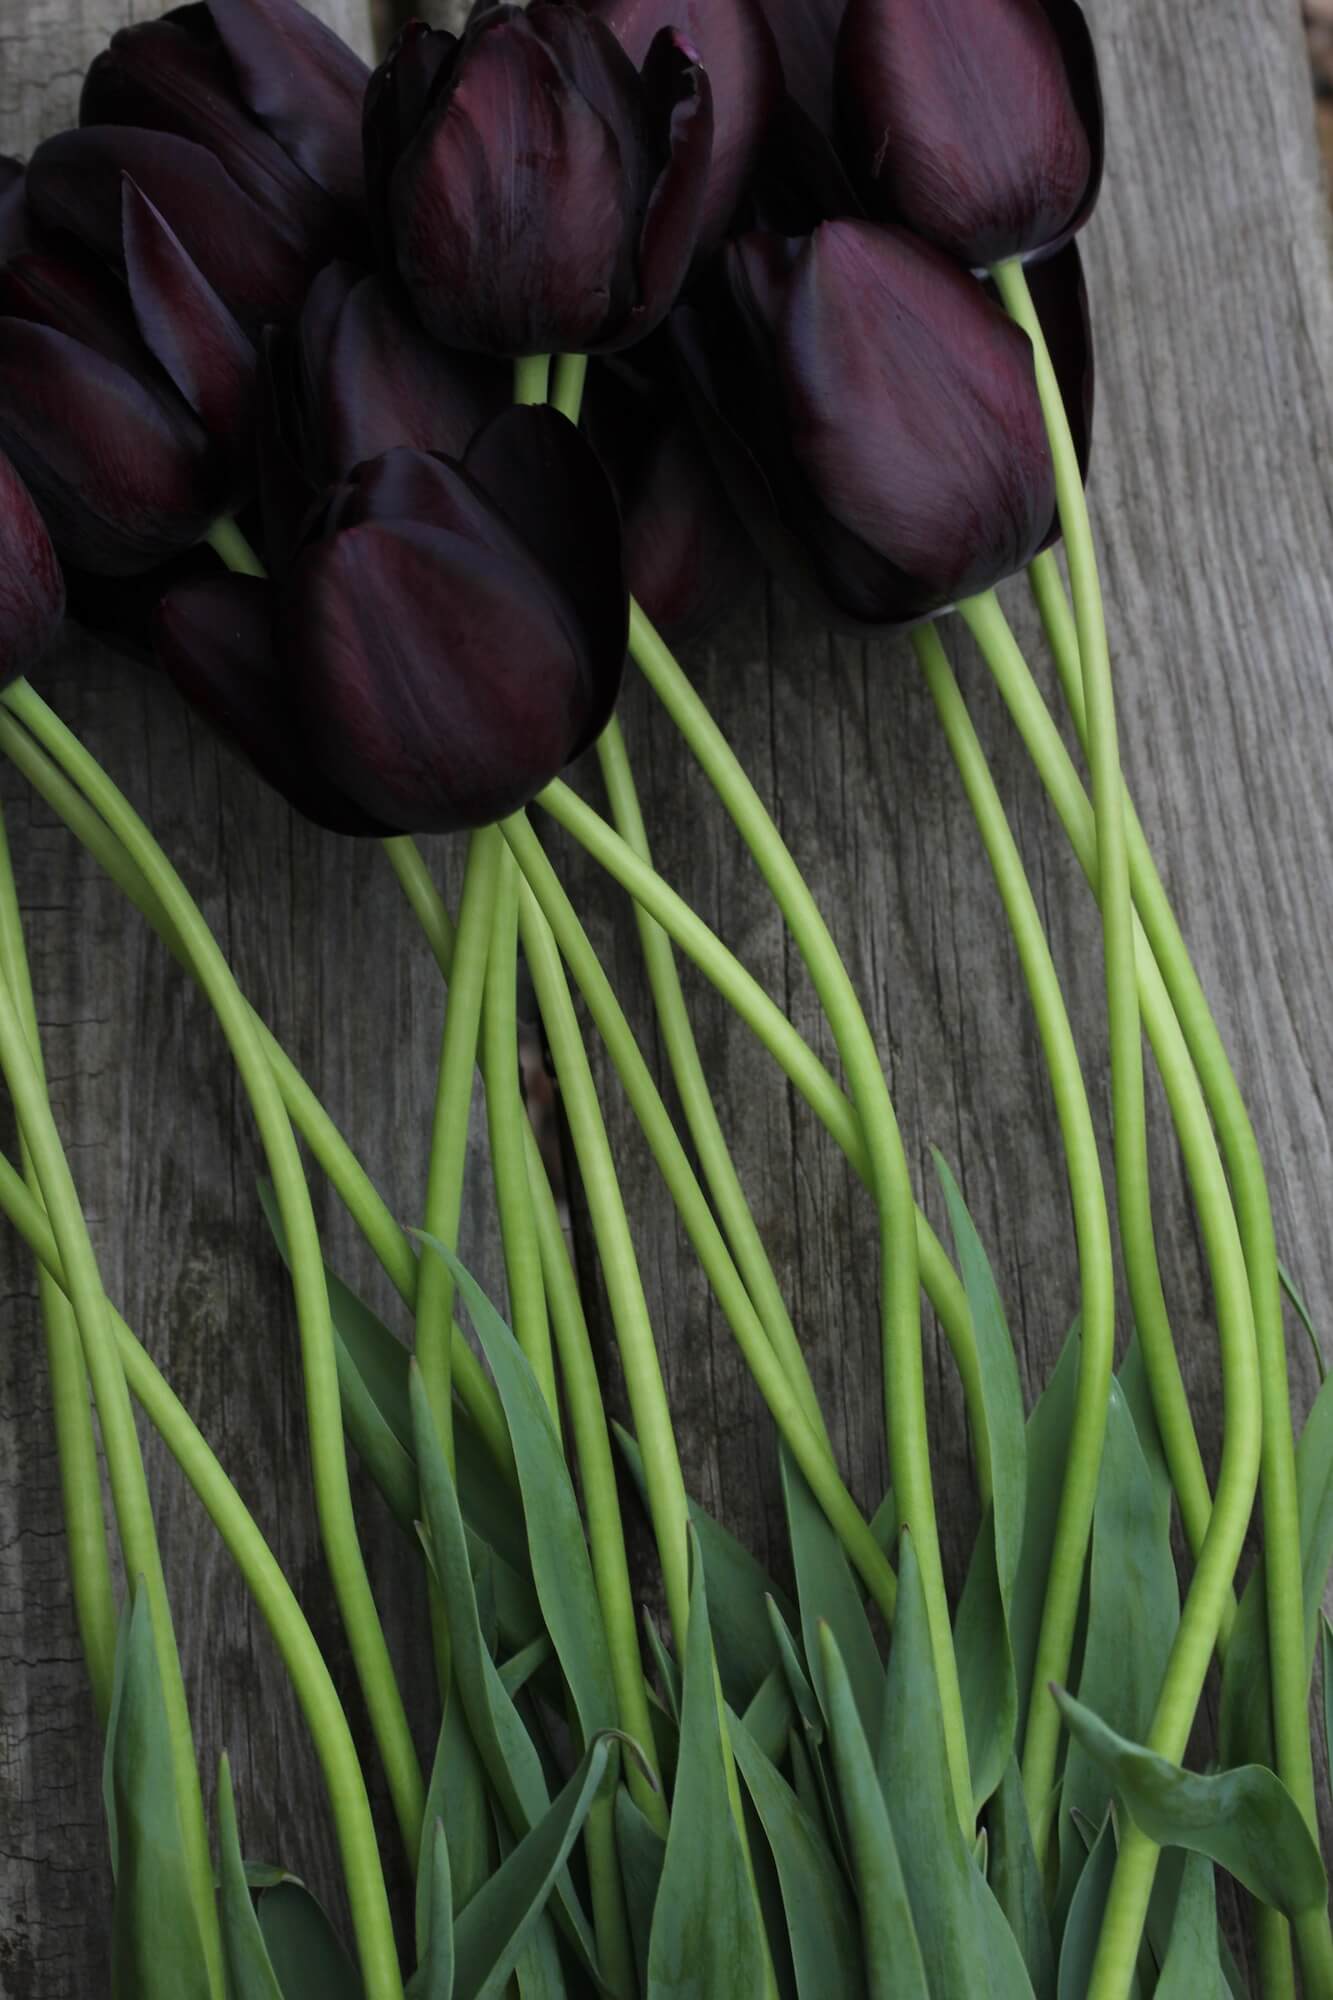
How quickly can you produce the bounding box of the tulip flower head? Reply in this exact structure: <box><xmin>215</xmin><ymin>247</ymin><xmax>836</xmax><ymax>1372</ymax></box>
<box><xmin>0</xmin><ymin>447</ymin><xmax>64</xmax><ymax>678</ymax></box>
<box><xmin>366</xmin><ymin>3</ymin><xmax>714</xmax><ymax>356</ymax></box>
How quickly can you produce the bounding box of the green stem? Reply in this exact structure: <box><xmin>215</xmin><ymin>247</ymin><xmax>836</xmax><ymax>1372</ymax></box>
<box><xmin>914</xmin><ymin>624</ymin><xmax>1114</xmax><ymax>1847</ymax></box>
<box><xmin>514</xmin><ymin>353</ymin><xmax>552</xmax><ymax>406</ymax></box>
<box><xmin>0</xmin><ymin>805</ymin><xmax>117</xmax><ymax>1718</ymax></box>
<box><xmin>0</xmin><ymin>679</ymin><xmax>426</xmax><ymax>1864</ymax></box>
<box><xmin>204</xmin><ymin>517</ymin><xmax>266</xmax><ymax>578</ymax></box>
<box><xmin>624</xmin><ymin>603</ymin><xmax>971</xmax><ymax>1831</ymax></box>
<box><xmin>415</xmin><ymin>827</ymin><xmax>502</xmax><ymax>1474</ymax></box>
<box><xmin>0</xmin><ymin>934</ymin><xmax>225</xmax><ymax>1998</ymax></box>
<box><xmin>503</xmin><ymin>812</ymin><xmax>898</xmax><ymax>1625</ymax></box>
<box><xmin>481</xmin><ymin>845</ymin><xmax>559</xmax><ymax>1425</ymax></box>
<box><xmin>533</xmin><ymin>776</ymin><xmax>991</xmax><ymax>1501</ymax></box>
<box><xmin>0</xmin><ymin>1151</ymin><xmax>405</xmax><ymax>2000</ymax></box>
<box><xmin>551</xmin><ymin>353</ymin><xmax>589</xmax><ymax>424</ymax></box>
<box><xmin>596</xmin><ymin>716</ymin><xmax>830</xmax><ymax>1451</ymax></box>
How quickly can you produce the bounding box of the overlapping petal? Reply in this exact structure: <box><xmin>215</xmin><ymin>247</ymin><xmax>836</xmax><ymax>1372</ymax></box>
<box><xmin>0</xmin><ymin>447</ymin><xmax>64</xmax><ymax>678</ymax></box>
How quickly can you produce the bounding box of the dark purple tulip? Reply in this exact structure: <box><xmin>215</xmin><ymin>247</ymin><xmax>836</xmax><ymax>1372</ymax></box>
<box><xmin>0</xmin><ymin>157</ymin><xmax>28</xmax><ymax>259</ymax></box>
<box><xmin>676</xmin><ymin>218</ymin><xmax>1083</xmax><ymax>627</ymax></box>
<box><xmin>758</xmin><ymin>0</ymin><xmax>846</xmax><ymax>137</ymax></box>
<box><xmin>367</xmin><ymin>4</ymin><xmax>713</xmax><ymax>356</ymax></box>
<box><xmin>584</xmin><ymin>353</ymin><xmax>758</xmax><ymax>642</ymax></box>
<box><xmin>577</xmin><ymin>0</ymin><xmax>782</xmax><ymax>247</ymax></box>
<box><xmin>835</xmin><ymin>0</ymin><xmax>1102</xmax><ymax>265</ymax></box>
<box><xmin>258</xmin><ymin>260</ymin><xmax>506</xmax><ymax>574</ymax></box>
<box><xmin>0</xmin><ymin>447</ymin><xmax>64</xmax><ymax>678</ymax></box>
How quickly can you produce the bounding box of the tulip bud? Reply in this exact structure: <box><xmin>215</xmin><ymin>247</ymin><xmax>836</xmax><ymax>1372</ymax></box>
<box><xmin>676</xmin><ymin>219</ymin><xmax>1090</xmax><ymax>627</ymax></box>
<box><xmin>367</xmin><ymin>4</ymin><xmax>714</xmax><ymax>356</ymax></box>
<box><xmin>0</xmin><ymin>446</ymin><xmax>64</xmax><ymax>678</ymax></box>
<box><xmin>835</xmin><ymin>0</ymin><xmax>1102</xmax><ymax>265</ymax></box>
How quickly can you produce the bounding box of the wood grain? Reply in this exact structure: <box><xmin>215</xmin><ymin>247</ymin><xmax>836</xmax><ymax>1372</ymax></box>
<box><xmin>0</xmin><ymin>0</ymin><xmax>1331</xmax><ymax>1990</ymax></box>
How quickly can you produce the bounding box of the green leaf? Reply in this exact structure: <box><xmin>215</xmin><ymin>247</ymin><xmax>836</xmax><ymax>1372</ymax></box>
<box><xmin>1280</xmin><ymin>1260</ymin><xmax>1326</xmax><ymax>1382</ymax></box>
<box><xmin>419</xmin><ymin>1691</ymin><xmax>490</xmax><ymax>1950</ymax></box>
<box><xmin>1057</xmin><ymin>1381</ymin><xmax>1178</xmax><ymax>1917</ymax></box>
<box><xmin>817</xmin><ymin>1624</ymin><xmax>927</xmax><ymax>1999</ymax></box>
<box><xmin>987</xmin><ymin>1755</ymin><xmax>1055</xmax><ymax>2000</ymax></box>
<box><xmin>1053</xmin><ymin>1687</ymin><xmax>1328</xmax><ymax>1917</ymax></box>
<box><xmin>1056</xmin><ymin>1817</ymin><xmax>1138</xmax><ymax>2000</ymax></box>
<box><xmin>731</xmin><ymin>1712</ymin><xmax>867</xmax><ymax>2000</ymax></box>
<box><xmin>1154</xmin><ymin>1851</ymin><xmax>1228</xmax><ymax>1999</ymax></box>
<box><xmin>1116</xmin><ymin>1334</ymin><xmax>1174</xmax><ymax>1520</ymax></box>
<box><xmin>954</xmin><ymin>1507</ymin><xmax>1019</xmax><ymax>1816</ymax></box>
<box><xmin>647</xmin><ymin>1539</ymin><xmax>768</xmax><ymax>1998</ymax></box>
<box><xmin>1323</xmin><ymin>1614</ymin><xmax>1333</xmax><ymax>1790</ymax></box>
<box><xmin>765</xmin><ymin>1599</ymin><xmax>822</xmax><ymax>1743</ymax></box>
<box><xmin>501</xmin><ymin>1633</ymin><xmax>555</xmax><ymax>1700</ymax></box>
<box><xmin>452</xmin><ymin>1735</ymin><xmax>616</xmax><ymax>2000</ymax></box>
<box><xmin>422</xmin><ymin>1240</ymin><xmax>618</xmax><ymax>1747</ymax></box>
<box><xmin>741</xmin><ymin>1669</ymin><xmax>795</xmax><ymax>1767</ymax></box>
<box><xmin>216</xmin><ymin>1756</ymin><xmax>284</xmax><ymax>2000</ymax></box>
<box><xmin>615</xmin><ymin>1423</ymin><xmax>795</xmax><ymax>1709</ymax></box>
<box><xmin>644</xmin><ymin>1614</ymin><xmax>682</xmax><ymax>1726</ymax></box>
<box><xmin>511</xmin><ymin>1912</ymin><xmax>567</xmax><ymax>2000</ymax></box>
<box><xmin>879</xmin><ymin>1536</ymin><xmax>1035</xmax><ymax>1999</ymax></box>
<box><xmin>104</xmin><ymin>1591</ymin><xmax>212</xmax><ymax>2000</ymax></box>
<box><xmin>257</xmin><ymin>1883</ymin><xmax>363</xmax><ymax>2000</ymax></box>
<box><xmin>408</xmin><ymin>1823</ymin><xmax>455</xmax><ymax>2000</ymax></box>
<box><xmin>615</xmin><ymin>1789</ymin><xmax>666</xmax><ymax>1996</ymax></box>
<box><xmin>779</xmin><ymin>1446</ymin><xmax>883</xmax><ymax>1753</ymax></box>
<box><xmin>1010</xmin><ymin>1321</ymin><xmax>1083</xmax><ymax>1747</ymax></box>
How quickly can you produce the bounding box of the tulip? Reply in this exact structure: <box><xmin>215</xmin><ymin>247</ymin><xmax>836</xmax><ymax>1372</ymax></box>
<box><xmin>756</xmin><ymin>0</ymin><xmax>845</xmax><ymax>137</ymax></box>
<box><xmin>676</xmin><ymin>219</ymin><xmax>1089</xmax><ymax>627</ymax></box>
<box><xmin>0</xmin><ymin>446</ymin><xmax>64</xmax><ymax>677</ymax></box>
<box><xmin>28</xmin><ymin>0</ymin><xmax>370</xmax><ymax>334</ymax></box>
<box><xmin>160</xmin><ymin>409</ymin><xmax>628</xmax><ymax>834</ymax></box>
<box><xmin>366</xmin><ymin>4</ymin><xmax>713</xmax><ymax>356</ymax></box>
<box><xmin>578</xmin><ymin>0</ymin><xmax>782</xmax><ymax>246</ymax></box>
<box><xmin>258</xmin><ymin>260</ymin><xmax>506</xmax><ymax>575</ymax></box>
<box><xmin>0</xmin><ymin>156</ymin><xmax>27</xmax><ymax>259</ymax></box>
<box><xmin>835</xmin><ymin>0</ymin><xmax>1102</xmax><ymax>265</ymax></box>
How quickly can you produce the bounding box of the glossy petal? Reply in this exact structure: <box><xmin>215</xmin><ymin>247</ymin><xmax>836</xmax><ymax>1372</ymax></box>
<box><xmin>626</xmin><ymin>30</ymin><xmax>713</xmax><ymax>343</ymax></box>
<box><xmin>154</xmin><ymin>571</ymin><xmax>385</xmax><ymax>833</ymax></box>
<box><xmin>0</xmin><ymin>448</ymin><xmax>64</xmax><ymax>678</ymax></box>
<box><xmin>583</xmin><ymin>0</ymin><xmax>782</xmax><ymax>244</ymax></box>
<box><xmin>389</xmin><ymin>7</ymin><xmax>630</xmax><ymax>353</ymax></box>
<box><xmin>207</xmin><ymin>0</ymin><xmax>371</xmax><ymax>214</ymax></box>
<box><xmin>780</xmin><ymin>221</ymin><xmax>1055</xmax><ymax>603</ymax></box>
<box><xmin>122</xmin><ymin>178</ymin><xmax>256</xmax><ymax>470</ymax></box>
<box><xmin>835</xmin><ymin>0</ymin><xmax>1101</xmax><ymax>263</ymax></box>
<box><xmin>0</xmin><ymin>244</ymin><xmax>155</xmax><ymax>377</ymax></box>
<box><xmin>28</xmin><ymin>127</ymin><xmax>310</xmax><ymax>334</ymax></box>
<box><xmin>323</xmin><ymin>446</ymin><xmax>532</xmax><ymax>568</ymax></box>
<box><xmin>0</xmin><ymin>318</ymin><xmax>220</xmax><ymax>574</ymax></box>
<box><xmin>759</xmin><ymin>0</ymin><xmax>844</xmax><ymax>136</ymax></box>
<box><xmin>363</xmin><ymin>22</ymin><xmax>457</xmax><ymax>251</ymax></box>
<box><xmin>282</xmin><ymin>520</ymin><xmax>608</xmax><ymax>831</ymax></box>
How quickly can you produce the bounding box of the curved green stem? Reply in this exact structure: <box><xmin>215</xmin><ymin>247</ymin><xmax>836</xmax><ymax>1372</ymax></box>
<box><xmin>596</xmin><ymin>716</ymin><xmax>830</xmax><ymax>1451</ymax></box>
<box><xmin>624</xmin><ymin>603</ymin><xmax>971</xmax><ymax>1832</ymax></box>
<box><xmin>551</xmin><ymin>353</ymin><xmax>589</xmax><ymax>424</ymax></box>
<box><xmin>914</xmin><ymin>624</ymin><xmax>1114</xmax><ymax>1848</ymax></box>
<box><xmin>0</xmin><ymin>806</ymin><xmax>117</xmax><ymax>1719</ymax></box>
<box><xmin>1</xmin><ymin>680</ymin><xmax>426</xmax><ymax>1864</ymax></box>
<box><xmin>503</xmin><ymin>812</ymin><xmax>898</xmax><ymax>1626</ymax></box>
<box><xmin>0</xmin><ymin>1151</ymin><xmax>405</xmax><ymax>2000</ymax></box>
<box><xmin>514</xmin><ymin>353</ymin><xmax>552</xmax><ymax>406</ymax></box>
<box><xmin>533</xmin><ymin>776</ymin><xmax>990</xmax><ymax>1500</ymax></box>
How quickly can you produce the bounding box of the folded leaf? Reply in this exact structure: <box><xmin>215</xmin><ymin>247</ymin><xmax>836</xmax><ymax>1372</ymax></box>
<box><xmin>419</xmin><ymin>1689</ymin><xmax>491</xmax><ymax>1950</ymax></box>
<box><xmin>217</xmin><ymin>1756</ymin><xmax>284</xmax><ymax>2000</ymax></box>
<box><xmin>407</xmin><ymin>1823</ymin><xmax>455</xmax><ymax>2000</ymax></box>
<box><xmin>615</xmin><ymin>1789</ymin><xmax>666</xmax><ymax>1996</ymax></box>
<box><xmin>1056</xmin><ymin>1817</ymin><xmax>1137</xmax><ymax>2000</ymax></box>
<box><xmin>258</xmin><ymin>1882</ymin><xmax>363</xmax><ymax>2000</ymax></box>
<box><xmin>1154</xmin><ymin>1850</ymin><xmax>1229</xmax><ymax>1999</ymax></box>
<box><xmin>987</xmin><ymin>1754</ymin><xmax>1055</xmax><ymax>2000</ymax></box>
<box><xmin>780</xmin><ymin>1446</ymin><xmax>883</xmax><ymax>1754</ymax></box>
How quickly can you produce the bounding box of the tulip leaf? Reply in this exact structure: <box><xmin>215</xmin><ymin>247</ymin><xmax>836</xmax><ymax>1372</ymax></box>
<box><xmin>1009</xmin><ymin>1321</ymin><xmax>1083</xmax><ymax>1745</ymax></box>
<box><xmin>1280</xmin><ymin>1259</ymin><xmax>1326</xmax><ymax>1382</ymax></box>
<box><xmin>1057</xmin><ymin>1380</ymin><xmax>1178</xmax><ymax>1917</ymax></box>
<box><xmin>1115</xmin><ymin>1333</ymin><xmax>1174</xmax><ymax>1518</ymax></box>
<box><xmin>953</xmin><ymin>1506</ymin><xmax>1019</xmax><ymax>1817</ymax></box>
<box><xmin>500</xmin><ymin>1633</ymin><xmax>556</xmax><ymax>1701</ymax></box>
<box><xmin>257</xmin><ymin>1883</ymin><xmax>363</xmax><ymax>2000</ymax></box>
<box><xmin>615</xmin><ymin>1789</ymin><xmax>666</xmax><ymax>1996</ymax></box>
<box><xmin>779</xmin><ymin>1445</ymin><xmax>883</xmax><ymax>1753</ymax></box>
<box><xmin>646</xmin><ymin>1539</ymin><xmax>768</xmax><ymax>1998</ymax></box>
<box><xmin>1052</xmin><ymin>1687</ymin><xmax>1328</xmax><ymax>1916</ymax></box>
<box><xmin>1056</xmin><ymin>1817</ymin><xmax>1138</xmax><ymax>2000</ymax></box>
<box><xmin>452</xmin><ymin>1735</ymin><xmax>616</xmax><ymax>2000</ymax></box>
<box><xmin>216</xmin><ymin>1756</ymin><xmax>284</xmax><ymax>2000</ymax></box>
<box><xmin>765</xmin><ymin>1599</ymin><xmax>822</xmax><ymax>1742</ymax></box>
<box><xmin>1154</xmin><ymin>1851</ymin><xmax>1228</xmax><ymax>1999</ymax></box>
<box><xmin>615</xmin><ymin>1422</ymin><xmax>794</xmax><ymax>1708</ymax></box>
<box><xmin>644</xmin><ymin>1613</ymin><xmax>682</xmax><ymax>1725</ymax></box>
<box><xmin>817</xmin><ymin>1624</ymin><xmax>927</xmax><ymax>1999</ymax></box>
<box><xmin>422</xmin><ymin>1237</ymin><xmax>618</xmax><ymax>1746</ymax></box>
<box><xmin>879</xmin><ymin>1535</ymin><xmax>1035</xmax><ymax>1998</ymax></box>
<box><xmin>419</xmin><ymin>1689</ymin><xmax>491</xmax><ymax>1951</ymax></box>
<box><xmin>1323</xmin><ymin>1615</ymin><xmax>1333</xmax><ymax>1787</ymax></box>
<box><xmin>104</xmin><ymin>1590</ymin><xmax>212</xmax><ymax>2000</ymax></box>
<box><xmin>731</xmin><ymin>1709</ymin><xmax>868</xmax><ymax>2000</ymax></box>
<box><xmin>407</xmin><ymin>1823</ymin><xmax>454</xmax><ymax>2000</ymax></box>
<box><xmin>742</xmin><ymin>1668</ymin><xmax>796</xmax><ymax>1768</ymax></box>
<box><xmin>987</xmin><ymin>1754</ymin><xmax>1056</xmax><ymax>2000</ymax></box>
<box><xmin>410</xmin><ymin>1365</ymin><xmax>598</xmax><ymax>1972</ymax></box>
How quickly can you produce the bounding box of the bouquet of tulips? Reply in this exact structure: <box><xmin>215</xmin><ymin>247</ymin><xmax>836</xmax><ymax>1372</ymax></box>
<box><xmin>1</xmin><ymin>0</ymin><xmax>1329</xmax><ymax>1995</ymax></box>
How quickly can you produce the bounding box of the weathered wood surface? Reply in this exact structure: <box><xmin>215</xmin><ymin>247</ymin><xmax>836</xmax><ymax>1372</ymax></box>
<box><xmin>0</xmin><ymin>0</ymin><xmax>1331</xmax><ymax>1990</ymax></box>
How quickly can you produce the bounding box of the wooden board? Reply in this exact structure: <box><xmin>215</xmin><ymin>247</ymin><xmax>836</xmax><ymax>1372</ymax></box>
<box><xmin>1</xmin><ymin>0</ymin><xmax>1331</xmax><ymax>1990</ymax></box>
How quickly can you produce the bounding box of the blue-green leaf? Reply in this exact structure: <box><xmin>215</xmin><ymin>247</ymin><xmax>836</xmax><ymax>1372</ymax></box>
<box><xmin>1053</xmin><ymin>1687</ymin><xmax>1328</xmax><ymax>1917</ymax></box>
<box><xmin>615</xmin><ymin>1790</ymin><xmax>666</xmax><ymax>1996</ymax></box>
<box><xmin>954</xmin><ymin>1507</ymin><xmax>1019</xmax><ymax>1817</ymax></box>
<box><xmin>408</xmin><ymin>1823</ymin><xmax>455</xmax><ymax>2000</ymax></box>
<box><xmin>258</xmin><ymin>1884</ymin><xmax>363</xmax><ymax>2000</ymax></box>
<box><xmin>216</xmin><ymin>1756</ymin><xmax>283</xmax><ymax>2000</ymax></box>
<box><xmin>1280</xmin><ymin>1261</ymin><xmax>1325</xmax><ymax>1382</ymax></box>
<box><xmin>1154</xmin><ymin>1851</ymin><xmax>1228</xmax><ymax>1999</ymax></box>
<box><xmin>1010</xmin><ymin>1322</ymin><xmax>1083</xmax><ymax>1746</ymax></box>
<box><xmin>419</xmin><ymin>1691</ymin><xmax>490</xmax><ymax>1948</ymax></box>
<box><xmin>1323</xmin><ymin>1615</ymin><xmax>1333</xmax><ymax>1790</ymax></box>
<box><xmin>647</xmin><ymin>1540</ymin><xmax>768</xmax><ymax>1998</ymax></box>
<box><xmin>779</xmin><ymin>1446</ymin><xmax>882</xmax><ymax>1754</ymax></box>
<box><xmin>988</xmin><ymin>1754</ymin><xmax>1055</xmax><ymax>2000</ymax></box>
<box><xmin>1056</xmin><ymin>1817</ymin><xmax>1138</xmax><ymax>2000</ymax></box>
<box><xmin>741</xmin><ymin>1670</ymin><xmax>794</xmax><ymax>1767</ymax></box>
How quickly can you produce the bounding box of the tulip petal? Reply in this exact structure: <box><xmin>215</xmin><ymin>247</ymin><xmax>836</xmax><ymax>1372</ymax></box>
<box><xmin>0</xmin><ymin>156</ymin><xmax>28</xmax><ymax>259</ymax></box>
<box><xmin>282</xmin><ymin>521</ymin><xmax>607</xmax><ymax>831</ymax></box>
<box><xmin>256</xmin><ymin>326</ymin><xmax>323</xmax><ymax>578</ymax></box>
<box><xmin>64</xmin><ymin>544</ymin><xmax>218</xmax><ymax>665</ymax></box>
<box><xmin>780</xmin><ymin>221</ymin><xmax>1055</xmax><ymax>604</ymax></box>
<box><xmin>760</xmin><ymin>0</ymin><xmax>844</xmax><ymax>136</ymax></box>
<box><xmin>390</xmin><ymin>9</ymin><xmax>630</xmax><ymax>354</ymax></box>
<box><xmin>464</xmin><ymin>405</ymin><xmax>628</xmax><ymax>746</ymax></box>
<box><xmin>28</xmin><ymin>127</ymin><xmax>309</xmax><ymax>334</ymax></box>
<box><xmin>155</xmin><ymin>570</ymin><xmax>386</xmax><ymax>834</ymax></box>
<box><xmin>0</xmin><ymin>245</ymin><xmax>155</xmax><ymax>378</ymax></box>
<box><xmin>0</xmin><ymin>447</ymin><xmax>64</xmax><ymax>678</ymax></box>
<box><xmin>625</xmin><ymin>30</ymin><xmax>713</xmax><ymax>345</ymax></box>
<box><xmin>325</xmin><ymin>447</ymin><xmax>534</xmax><ymax>573</ymax></box>
<box><xmin>363</xmin><ymin>22</ymin><xmax>458</xmax><ymax>252</ymax></box>
<box><xmin>0</xmin><ymin>318</ymin><xmax>220</xmax><ymax>575</ymax></box>
<box><xmin>122</xmin><ymin>178</ymin><xmax>256</xmax><ymax>474</ymax></box>
<box><xmin>207</xmin><ymin>0</ymin><xmax>371</xmax><ymax>215</ymax></box>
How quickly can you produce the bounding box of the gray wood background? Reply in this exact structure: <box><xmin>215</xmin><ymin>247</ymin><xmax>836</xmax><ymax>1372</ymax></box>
<box><xmin>0</xmin><ymin>0</ymin><xmax>1330</xmax><ymax>1991</ymax></box>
